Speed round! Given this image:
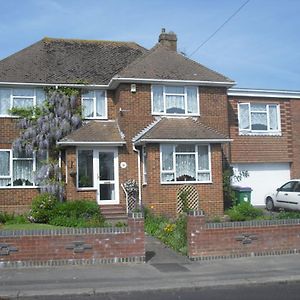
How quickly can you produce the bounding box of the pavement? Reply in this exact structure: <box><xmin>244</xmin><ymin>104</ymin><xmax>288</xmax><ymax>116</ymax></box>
<box><xmin>1</xmin><ymin>235</ymin><xmax>300</xmax><ymax>298</ymax></box>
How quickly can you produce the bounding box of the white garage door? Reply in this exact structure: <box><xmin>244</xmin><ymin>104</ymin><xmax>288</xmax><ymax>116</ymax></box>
<box><xmin>232</xmin><ymin>163</ymin><xmax>291</xmax><ymax>206</ymax></box>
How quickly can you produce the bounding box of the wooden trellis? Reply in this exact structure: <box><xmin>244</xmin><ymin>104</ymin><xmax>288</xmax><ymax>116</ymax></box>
<box><xmin>176</xmin><ymin>185</ymin><xmax>199</xmax><ymax>214</ymax></box>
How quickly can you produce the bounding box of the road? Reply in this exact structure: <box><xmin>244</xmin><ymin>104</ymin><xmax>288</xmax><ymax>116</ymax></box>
<box><xmin>9</xmin><ymin>281</ymin><xmax>300</xmax><ymax>300</ymax></box>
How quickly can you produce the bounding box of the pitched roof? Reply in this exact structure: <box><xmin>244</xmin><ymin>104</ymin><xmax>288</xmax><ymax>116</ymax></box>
<box><xmin>58</xmin><ymin>120</ymin><xmax>125</xmax><ymax>146</ymax></box>
<box><xmin>0</xmin><ymin>38</ymin><xmax>147</xmax><ymax>85</ymax></box>
<box><xmin>117</xmin><ymin>44</ymin><xmax>234</xmax><ymax>83</ymax></box>
<box><xmin>133</xmin><ymin>117</ymin><xmax>231</xmax><ymax>144</ymax></box>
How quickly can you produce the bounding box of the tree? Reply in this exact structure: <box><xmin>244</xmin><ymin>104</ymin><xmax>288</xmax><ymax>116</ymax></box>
<box><xmin>11</xmin><ymin>87</ymin><xmax>82</xmax><ymax>200</ymax></box>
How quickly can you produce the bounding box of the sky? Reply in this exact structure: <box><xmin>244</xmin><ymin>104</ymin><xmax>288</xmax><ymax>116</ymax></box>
<box><xmin>0</xmin><ymin>0</ymin><xmax>299</xmax><ymax>90</ymax></box>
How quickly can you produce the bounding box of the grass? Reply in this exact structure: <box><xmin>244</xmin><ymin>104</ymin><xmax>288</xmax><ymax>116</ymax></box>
<box><xmin>0</xmin><ymin>223</ymin><xmax>66</xmax><ymax>230</ymax></box>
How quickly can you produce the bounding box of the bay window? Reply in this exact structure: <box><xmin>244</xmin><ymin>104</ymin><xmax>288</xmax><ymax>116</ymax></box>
<box><xmin>0</xmin><ymin>87</ymin><xmax>46</xmax><ymax>116</ymax></box>
<box><xmin>0</xmin><ymin>150</ymin><xmax>46</xmax><ymax>187</ymax></box>
<box><xmin>81</xmin><ymin>90</ymin><xmax>107</xmax><ymax>119</ymax></box>
<box><xmin>160</xmin><ymin>144</ymin><xmax>211</xmax><ymax>183</ymax></box>
<box><xmin>152</xmin><ymin>85</ymin><xmax>199</xmax><ymax>115</ymax></box>
<box><xmin>238</xmin><ymin>103</ymin><xmax>280</xmax><ymax>134</ymax></box>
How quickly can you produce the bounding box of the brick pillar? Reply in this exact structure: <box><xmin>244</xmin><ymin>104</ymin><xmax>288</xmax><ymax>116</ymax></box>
<box><xmin>187</xmin><ymin>210</ymin><xmax>206</xmax><ymax>258</ymax></box>
<box><xmin>128</xmin><ymin>212</ymin><xmax>145</xmax><ymax>260</ymax></box>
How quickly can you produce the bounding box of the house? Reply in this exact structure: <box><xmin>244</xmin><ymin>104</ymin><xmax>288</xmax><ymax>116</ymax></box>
<box><xmin>0</xmin><ymin>29</ymin><xmax>299</xmax><ymax>218</ymax></box>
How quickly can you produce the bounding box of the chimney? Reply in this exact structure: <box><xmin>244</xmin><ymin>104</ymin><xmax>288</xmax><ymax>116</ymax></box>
<box><xmin>158</xmin><ymin>28</ymin><xmax>177</xmax><ymax>51</ymax></box>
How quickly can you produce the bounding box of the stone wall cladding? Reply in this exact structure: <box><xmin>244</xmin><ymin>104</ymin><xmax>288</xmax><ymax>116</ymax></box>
<box><xmin>228</xmin><ymin>96</ymin><xmax>292</xmax><ymax>163</ymax></box>
<box><xmin>0</xmin><ymin>213</ymin><xmax>145</xmax><ymax>268</ymax></box>
<box><xmin>187</xmin><ymin>212</ymin><xmax>300</xmax><ymax>260</ymax></box>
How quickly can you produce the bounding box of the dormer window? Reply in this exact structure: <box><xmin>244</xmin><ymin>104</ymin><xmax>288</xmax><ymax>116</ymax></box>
<box><xmin>81</xmin><ymin>90</ymin><xmax>107</xmax><ymax>119</ymax></box>
<box><xmin>152</xmin><ymin>85</ymin><xmax>199</xmax><ymax>115</ymax></box>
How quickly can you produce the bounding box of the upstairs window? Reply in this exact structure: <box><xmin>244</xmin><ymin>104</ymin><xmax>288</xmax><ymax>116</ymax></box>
<box><xmin>0</xmin><ymin>87</ymin><xmax>46</xmax><ymax>116</ymax></box>
<box><xmin>82</xmin><ymin>90</ymin><xmax>107</xmax><ymax>119</ymax></box>
<box><xmin>152</xmin><ymin>85</ymin><xmax>199</xmax><ymax>115</ymax></box>
<box><xmin>238</xmin><ymin>103</ymin><xmax>280</xmax><ymax>134</ymax></box>
<box><xmin>160</xmin><ymin>144</ymin><xmax>211</xmax><ymax>183</ymax></box>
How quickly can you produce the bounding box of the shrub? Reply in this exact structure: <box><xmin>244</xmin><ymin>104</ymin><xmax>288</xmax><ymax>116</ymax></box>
<box><xmin>29</xmin><ymin>193</ymin><xmax>58</xmax><ymax>223</ymax></box>
<box><xmin>0</xmin><ymin>212</ymin><xmax>14</xmax><ymax>224</ymax></box>
<box><xmin>48</xmin><ymin>200</ymin><xmax>105</xmax><ymax>227</ymax></box>
<box><xmin>226</xmin><ymin>202</ymin><xmax>264</xmax><ymax>221</ymax></box>
<box><xmin>276</xmin><ymin>211</ymin><xmax>300</xmax><ymax>220</ymax></box>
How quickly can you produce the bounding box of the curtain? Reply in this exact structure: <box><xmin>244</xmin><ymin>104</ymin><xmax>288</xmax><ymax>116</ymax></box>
<box><xmin>239</xmin><ymin>104</ymin><xmax>250</xmax><ymax>130</ymax></box>
<box><xmin>95</xmin><ymin>90</ymin><xmax>105</xmax><ymax>117</ymax></box>
<box><xmin>0</xmin><ymin>88</ymin><xmax>11</xmax><ymax>115</ymax></box>
<box><xmin>152</xmin><ymin>86</ymin><xmax>164</xmax><ymax>113</ymax></box>
<box><xmin>269</xmin><ymin>105</ymin><xmax>278</xmax><ymax>130</ymax></box>
<box><xmin>176</xmin><ymin>154</ymin><xmax>196</xmax><ymax>181</ymax></box>
<box><xmin>82</xmin><ymin>98</ymin><xmax>94</xmax><ymax>118</ymax></box>
<box><xmin>166</xmin><ymin>95</ymin><xmax>185</xmax><ymax>114</ymax></box>
<box><xmin>13</xmin><ymin>97</ymin><xmax>33</xmax><ymax>109</ymax></box>
<box><xmin>186</xmin><ymin>87</ymin><xmax>198</xmax><ymax>114</ymax></box>
<box><xmin>13</xmin><ymin>160</ymin><xmax>33</xmax><ymax>186</ymax></box>
<box><xmin>251</xmin><ymin>112</ymin><xmax>267</xmax><ymax>130</ymax></box>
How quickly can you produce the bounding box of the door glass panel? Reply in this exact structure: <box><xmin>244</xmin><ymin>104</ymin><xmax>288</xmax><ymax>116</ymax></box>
<box><xmin>78</xmin><ymin>150</ymin><xmax>93</xmax><ymax>188</ymax></box>
<box><xmin>100</xmin><ymin>183</ymin><xmax>115</xmax><ymax>201</ymax></box>
<box><xmin>99</xmin><ymin>152</ymin><xmax>114</xmax><ymax>180</ymax></box>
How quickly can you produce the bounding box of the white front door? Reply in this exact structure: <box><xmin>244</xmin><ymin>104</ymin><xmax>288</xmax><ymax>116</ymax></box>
<box><xmin>95</xmin><ymin>149</ymin><xmax>119</xmax><ymax>205</ymax></box>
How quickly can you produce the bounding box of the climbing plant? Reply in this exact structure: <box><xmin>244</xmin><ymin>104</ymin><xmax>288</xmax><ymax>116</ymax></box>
<box><xmin>11</xmin><ymin>87</ymin><xmax>82</xmax><ymax>200</ymax></box>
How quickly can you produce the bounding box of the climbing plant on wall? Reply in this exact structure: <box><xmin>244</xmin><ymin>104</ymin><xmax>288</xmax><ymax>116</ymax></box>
<box><xmin>11</xmin><ymin>87</ymin><xmax>82</xmax><ymax>200</ymax></box>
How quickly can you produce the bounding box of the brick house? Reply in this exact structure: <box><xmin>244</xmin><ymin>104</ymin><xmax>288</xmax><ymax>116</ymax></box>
<box><xmin>0</xmin><ymin>29</ymin><xmax>299</xmax><ymax>217</ymax></box>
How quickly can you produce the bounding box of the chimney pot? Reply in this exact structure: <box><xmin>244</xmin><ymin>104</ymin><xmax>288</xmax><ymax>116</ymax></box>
<box><xmin>158</xmin><ymin>29</ymin><xmax>177</xmax><ymax>51</ymax></box>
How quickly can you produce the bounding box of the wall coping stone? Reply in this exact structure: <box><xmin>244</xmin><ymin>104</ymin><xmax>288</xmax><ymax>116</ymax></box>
<box><xmin>205</xmin><ymin>218</ymin><xmax>300</xmax><ymax>229</ymax></box>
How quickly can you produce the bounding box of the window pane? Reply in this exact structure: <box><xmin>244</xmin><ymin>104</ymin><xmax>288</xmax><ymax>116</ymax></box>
<box><xmin>175</xmin><ymin>144</ymin><xmax>195</xmax><ymax>152</ymax></box>
<box><xmin>165</xmin><ymin>86</ymin><xmax>184</xmax><ymax>94</ymax></box>
<box><xmin>36</xmin><ymin>151</ymin><xmax>47</xmax><ymax>174</ymax></box>
<box><xmin>152</xmin><ymin>85</ymin><xmax>164</xmax><ymax>113</ymax></box>
<box><xmin>161</xmin><ymin>145</ymin><xmax>173</xmax><ymax>171</ymax></box>
<box><xmin>95</xmin><ymin>90</ymin><xmax>105</xmax><ymax>117</ymax></box>
<box><xmin>251</xmin><ymin>112</ymin><xmax>267</xmax><ymax>130</ymax></box>
<box><xmin>166</xmin><ymin>95</ymin><xmax>185</xmax><ymax>114</ymax></box>
<box><xmin>251</xmin><ymin>103</ymin><xmax>267</xmax><ymax>111</ymax></box>
<box><xmin>0</xmin><ymin>88</ymin><xmax>11</xmax><ymax>115</ymax></box>
<box><xmin>186</xmin><ymin>87</ymin><xmax>198</xmax><ymax>114</ymax></box>
<box><xmin>99</xmin><ymin>152</ymin><xmax>114</xmax><ymax>180</ymax></box>
<box><xmin>36</xmin><ymin>89</ymin><xmax>46</xmax><ymax>107</ymax></box>
<box><xmin>176</xmin><ymin>154</ymin><xmax>196</xmax><ymax>181</ymax></box>
<box><xmin>198</xmin><ymin>145</ymin><xmax>209</xmax><ymax>170</ymax></box>
<box><xmin>82</xmin><ymin>90</ymin><xmax>94</xmax><ymax>98</ymax></box>
<box><xmin>239</xmin><ymin>104</ymin><xmax>250</xmax><ymax>130</ymax></box>
<box><xmin>161</xmin><ymin>173</ymin><xmax>174</xmax><ymax>182</ymax></box>
<box><xmin>197</xmin><ymin>172</ymin><xmax>210</xmax><ymax>181</ymax></box>
<box><xmin>269</xmin><ymin>105</ymin><xmax>278</xmax><ymax>130</ymax></box>
<box><xmin>100</xmin><ymin>183</ymin><xmax>115</xmax><ymax>201</ymax></box>
<box><xmin>13</xmin><ymin>88</ymin><xmax>34</xmax><ymax>97</ymax></box>
<box><xmin>0</xmin><ymin>151</ymin><xmax>10</xmax><ymax>176</ymax></box>
<box><xmin>78</xmin><ymin>150</ymin><xmax>93</xmax><ymax>187</ymax></box>
<box><xmin>13</xmin><ymin>150</ymin><xmax>32</xmax><ymax>159</ymax></box>
<box><xmin>13</xmin><ymin>160</ymin><xmax>33</xmax><ymax>186</ymax></box>
<box><xmin>0</xmin><ymin>179</ymin><xmax>11</xmax><ymax>186</ymax></box>
<box><xmin>82</xmin><ymin>98</ymin><xmax>94</xmax><ymax>118</ymax></box>
<box><xmin>13</xmin><ymin>97</ymin><xmax>34</xmax><ymax>109</ymax></box>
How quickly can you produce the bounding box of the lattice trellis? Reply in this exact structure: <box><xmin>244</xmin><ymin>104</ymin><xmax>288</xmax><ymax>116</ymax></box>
<box><xmin>177</xmin><ymin>185</ymin><xmax>199</xmax><ymax>214</ymax></box>
<box><xmin>126</xmin><ymin>191</ymin><xmax>139</xmax><ymax>212</ymax></box>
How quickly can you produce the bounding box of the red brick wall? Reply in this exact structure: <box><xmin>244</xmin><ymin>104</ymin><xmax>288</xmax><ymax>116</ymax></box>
<box><xmin>142</xmin><ymin>144</ymin><xmax>224</xmax><ymax>218</ymax></box>
<box><xmin>228</xmin><ymin>97</ymin><xmax>292</xmax><ymax>163</ymax></box>
<box><xmin>290</xmin><ymin>100</ymin><xmax>300</xmax><ymax>178</ymax></box>
<box><xmin>187</xmin><ymin>212</ymin><xmax>300</xmax><ymax>259</ymax></box>
<box><xmin>0</xmin><ymin>213</ymin><xmax>145</xmax><ymax>267</ymax></box>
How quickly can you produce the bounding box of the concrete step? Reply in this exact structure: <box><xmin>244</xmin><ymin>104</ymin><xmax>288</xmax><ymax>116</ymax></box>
<box><xmin>99</xmin><ymin>205</ymin><xmax>128</xmax><ymax>223</ymax></box>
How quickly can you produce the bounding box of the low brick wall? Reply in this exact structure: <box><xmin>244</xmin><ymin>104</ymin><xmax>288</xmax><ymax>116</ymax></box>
<box><xmin>187</xmin><ymin>210</ymin><xmax>300</xmax><ymax>260</ymax></box>
<box><xmin>0</xmin><ymin>213</ymin><xmax>145</xmax><ymax>268</ymax></box>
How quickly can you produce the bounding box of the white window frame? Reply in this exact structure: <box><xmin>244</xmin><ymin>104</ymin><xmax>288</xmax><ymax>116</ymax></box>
<box><xmin>0</xmin><ymin>150</ymin><xmax>46</xmax><ymax>189</ymax></box>
<box><xmin>151</xmin><ymin>85</ymin><xmax>200</xmax><ymax>116</ymax></box>
<box><xmin>81</xmin><ymin>90</ymin><xmax>107</xmax><ymax>119</ymax></box>
<box><xmin>0</xmin><ymin>87</ymin><xmax>44</xmax><ymax>117</ymax></box>
<box><xmin>160</xmin><ymin>144</ymin><xmax>211</xmax><ymax>184</ymax></box>
<box><xmin>238</xmin><ymin>102</ymin><xmax>281</xmax><ymax>135</ymax></box>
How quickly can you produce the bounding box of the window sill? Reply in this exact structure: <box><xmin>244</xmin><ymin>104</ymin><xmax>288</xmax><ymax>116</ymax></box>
<box><xmin>84</xmin><ymin>117</ymin><xmax>108</xmax><ymax>120</ymax></box>
<box><xmin>152</xmin><ymin>113</ymin><xmax>200</xmax><ymax>117</ymax></box>
<box><xmin>239</xmin><ymin>131</ymin><xmax>282</xmax><ymax>136</ymax></box>
<box><xmin>76</xmin><ymin>188</ymin><xmax>97</xmax><ymax>191</ymax></box>
<box><xmin>160</xmin><ymin>181</ymin><xmax>212</xmax><ymax>185</ymax></box>
<box><xmin>0</xmin><ymin>186</ymin><xmax>39</xmax><ymax>189</ymax></box>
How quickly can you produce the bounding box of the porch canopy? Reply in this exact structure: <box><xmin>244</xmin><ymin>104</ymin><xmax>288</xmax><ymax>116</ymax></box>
<box><xmin>133</xmin><ymin>117</ymin><xmax>232</xmax><ymax>145</ymax></box>
<box><xmin>57</xmin><ymin>120</ymin><xmax>126</xmax><ymax>146</ymax></box>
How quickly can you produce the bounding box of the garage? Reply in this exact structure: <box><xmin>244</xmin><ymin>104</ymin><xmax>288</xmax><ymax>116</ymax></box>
<box><xmin>232</xmin><ymin>163</ymin><xmax>291</xmax><ymax>206</ymax></box>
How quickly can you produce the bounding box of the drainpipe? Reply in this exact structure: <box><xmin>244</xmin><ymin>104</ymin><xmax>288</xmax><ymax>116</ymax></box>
<box><xmin>132</xmin><ymin>144</ymin><xmax>142</xmax><ymax>207</ymax></box>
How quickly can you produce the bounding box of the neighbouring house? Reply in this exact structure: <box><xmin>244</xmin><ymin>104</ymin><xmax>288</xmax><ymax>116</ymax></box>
<box><xmin>0</xmin><ymin>29</ymin><xmax>299</xmax><ymax>218</ymax></box>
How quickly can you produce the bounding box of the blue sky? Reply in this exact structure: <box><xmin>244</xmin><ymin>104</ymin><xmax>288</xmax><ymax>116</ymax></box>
<box><xmin>0</xmin><ymin>0</ymin><xmax>299</xmax><ymax>90</ymax></box>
